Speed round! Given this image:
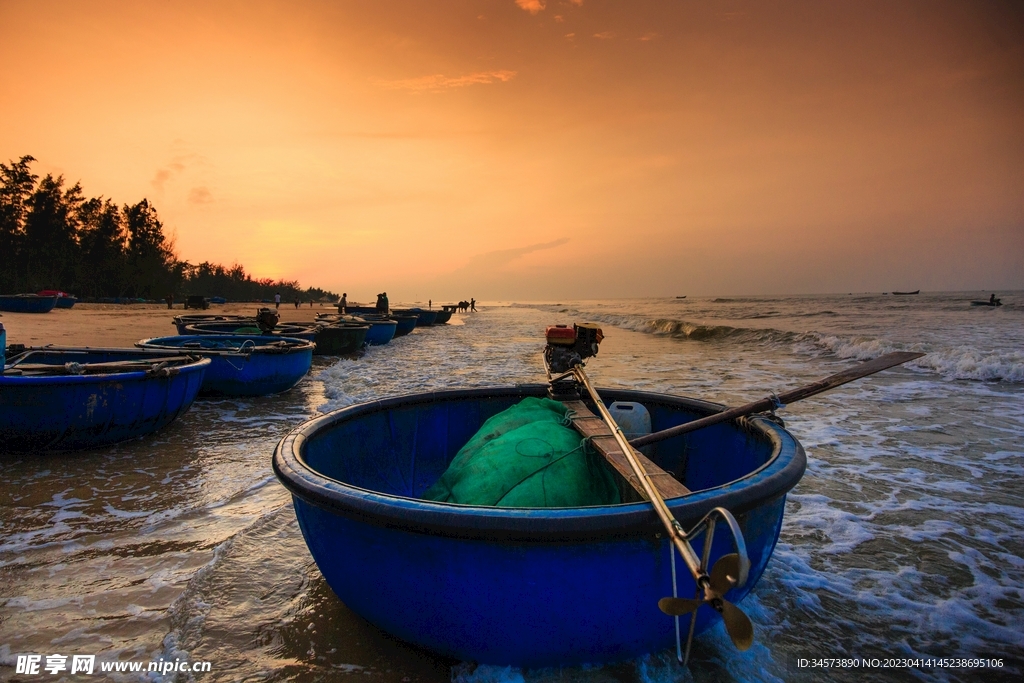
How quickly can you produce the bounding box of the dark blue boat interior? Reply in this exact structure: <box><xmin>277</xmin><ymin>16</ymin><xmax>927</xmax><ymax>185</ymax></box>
<box><xmin>302</xmin><ymin>387</ymin><xmax>775</xmax><ymax>505</ymax></box>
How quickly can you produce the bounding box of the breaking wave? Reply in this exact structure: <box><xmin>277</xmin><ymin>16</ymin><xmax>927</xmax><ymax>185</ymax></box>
<box><xmin>515</xmin><ymin>304</ymin><xmax>1024</xmax><ymax>383</ymax></box>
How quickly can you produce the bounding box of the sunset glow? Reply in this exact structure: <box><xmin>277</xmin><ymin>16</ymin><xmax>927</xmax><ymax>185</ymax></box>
<box><xmin>2</xmin><ymin>0</ymin><xmax>1021</xmax><ymax>301</ymax></box>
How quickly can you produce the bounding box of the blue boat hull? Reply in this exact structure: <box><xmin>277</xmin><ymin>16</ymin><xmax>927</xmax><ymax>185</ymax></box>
<box><xmin>360</xmin><ymin>319</ymin><xmax>397</xmax><ymax>345</ymax></box>
<box><xmin>0</xmin><ymin>295</ymin><xmax>57</xmax><ymax>313</ymax></box>
<box><xmin>274</xmin><ymin>386</ymin><xmax>806</xmax><ymax>666</ymax></box>
<box><xmin>54</xmin><ymin>297</ymin><xmax>76</xmax><ymax>309</ymax></box>
<box><xmin>137</xmin><ymin>335</ymin><xmax>313</xmax><ymax>396</ymax></box>
<box><xmin>391</xmin><ymin>315</ymin><xmax>418</xmax><ymax>337</ymax></box>
<box><xmin>0</xmin><ymin>351</ymin><xmax>209</xmax><ymax>451</ymax></box>
<box><xmin>413</xmin><ymin>310</ymin><xmax>438</xmax><ymax>326</ymax></box>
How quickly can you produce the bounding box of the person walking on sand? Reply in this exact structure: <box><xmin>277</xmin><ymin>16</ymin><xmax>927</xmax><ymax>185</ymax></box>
<box><xmin>274</xmin><ymin>292</ymin><xmax>281</xmax><ymax>310</ymax></box>
<box><xmin>470</xmin><ymin>298</ymin><xmax>476</xmax><ymax>312</ymax></box>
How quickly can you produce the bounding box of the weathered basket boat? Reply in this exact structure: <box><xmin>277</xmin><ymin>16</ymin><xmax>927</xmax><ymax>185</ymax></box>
<box><xmin>172</xmin><ymin>314</ymin><xmax>252</xmax><ymax>334</ymax></box>
<box><xmin>0</xmin><ymin>294</ymin><xmax>57</xmax><ymax>313</ymax></box>
<box><xmin>273</xmin><ymin>385</ymin><xmax>806</xmax><ymax>667</ymax></box>
<box><xmin>0</xmin><ymin>348</ymin><xmax>209</xmax><ymax>451</ymax></box>
<box><xmin>432</xmin><ymin>309</ymin><xmax>453</xmax><ymax>325</ymax></box>
<box><xmin>137</xmin><ymin>335</ymin><xmax>314</xmax><ymax>396</ymax></box>
<box><xmin>182</xmin><ymin>321</ymin><xmax>317</xmax><ymax>342</ymax></box>
<box><xmin>309</xmin><ymin>324</ymin><xmax>369</xmax><ymax>355</ymax></box>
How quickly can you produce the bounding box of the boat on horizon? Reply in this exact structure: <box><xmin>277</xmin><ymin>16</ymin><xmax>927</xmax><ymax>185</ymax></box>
<box><xmin>892</xmin><ymin>290</ymin><xmax>920</xmax><ymax>295</ymax></box>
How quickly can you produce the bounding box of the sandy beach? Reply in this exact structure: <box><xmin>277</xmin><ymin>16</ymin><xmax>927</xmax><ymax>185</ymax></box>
<box><xmin>1</xmin><ymin>301</ymin><xmax>370</xmax><ymax>348</ymax></box>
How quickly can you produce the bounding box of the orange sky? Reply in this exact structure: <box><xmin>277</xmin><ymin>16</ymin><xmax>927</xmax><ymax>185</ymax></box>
<box><xmin>2</xmin><ymin>0</ymin><xmax>1022</xmax><ymax>300</ymax></box>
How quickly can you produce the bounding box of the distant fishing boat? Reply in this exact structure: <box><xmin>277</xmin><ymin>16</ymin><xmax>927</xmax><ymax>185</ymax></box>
<box><xmin>0</xmin><ymin>348</ymin><xmax>209</xmax><ymax>451</ymax></box>
<box><xmin>971</xmin><ymin>299</ymin><xmax>1002</xmax><ymax>307</ymax></box>
<box><xmin>0</xmin><ymin>294</ymin><xmax>57</xmax><ymax>313</ymax></box>
<box><xmin>676</xmin><ymin>296</ymin><xmax>687</xmax><ymax>299</ymax></box>
<box><xmin>892</xmin><ymin>290</ymin><xmax>920</xmax><ymax>295</ymax></box>
<box><xmin>137</xmin><ymin>335</ymin><xmax>314</xmax><ymax>396</ymax></box>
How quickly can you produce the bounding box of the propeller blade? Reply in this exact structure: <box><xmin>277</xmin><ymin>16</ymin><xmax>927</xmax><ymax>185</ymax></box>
<box><xmin>709</xmin><ymin>553</ymin><xmax>742</xmax><ymax>596</ymax></box>
<box><xmin>658</xmin><ymin>596</ymin><xmax>702</xmax><ymax>616</ymax></box>
<box><xmin>719</xmin><ymin>600</ymin><xmax>754</xmax><ymax>651</ymax></box>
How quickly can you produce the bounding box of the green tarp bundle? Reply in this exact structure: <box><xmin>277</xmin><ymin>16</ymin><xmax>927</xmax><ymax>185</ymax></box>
<box><xmin>422</xmin><ymin>397</ymin><xmax>621</xmax><ymax>507</ymax></box>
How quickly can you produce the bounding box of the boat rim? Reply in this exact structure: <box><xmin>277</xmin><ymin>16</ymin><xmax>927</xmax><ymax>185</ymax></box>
<box><xmin>273</xmin><ymin>384</ymin><xmax>806</xmax><ymax>542</ymax></box>
<box><xmin>0</xmin><ymin>355</ymin><xmax>210</xmax><ymax>385</ymax></box>
<box><xmin>137</xmin><ymin>335</ymin><xmax>316</xmax><ymax>354</ymax></box>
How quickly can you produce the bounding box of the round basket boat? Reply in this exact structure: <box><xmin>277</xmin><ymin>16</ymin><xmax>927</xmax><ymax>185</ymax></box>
<box><xmin>273</xmin><ymin>385</ymin><xmax>806</xmax><ymax>667</ymax></box>
<box><xmin>137</xmin><ymin>335</ymin><xmax>314</xmax><ymax>396</ymax></box>
<box><xmin>1</xmin><ymin>348</ymin><xmax>210</xmax><ymax>452</ymax></box>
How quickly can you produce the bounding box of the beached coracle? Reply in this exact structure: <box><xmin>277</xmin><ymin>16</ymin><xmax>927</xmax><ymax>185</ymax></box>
<box><xmin>0</xmin><ymin>294</ymin><xmax>57</xmax><ymax>313</ymax></box>
<box><xmin>274</xmin><ymin>385</ymin><xmax>806</xmax><ymax>666</ymax></box>
<box><xmin>0</xmin><ymin>347</ymin><xmax>209</xmax><ymax>451</ymax></box>
<box><xmin>182</xmin><ymin>321</ymin><xmax>318</xmax><ymax>342</ymax></box>
<box><xmin>172</xmin><ymin>314</ymin><xmax>254</xmax><ymax>335</ymax></box>
<box><xmin>137</xmin><ymin>335</ymin><xmax>314</xmax><ymax>396</ymax></box>
<box><xmin>308</xmin><ymin>324</ymin><xmax>369</xmax><ymax>355</ymax></box>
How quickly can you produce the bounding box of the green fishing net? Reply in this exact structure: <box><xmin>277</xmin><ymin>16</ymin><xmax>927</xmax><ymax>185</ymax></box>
<box><xmin>422</xmin><ymin>397</ymin><xmax>621</xmax><ymax>507</ymax></box>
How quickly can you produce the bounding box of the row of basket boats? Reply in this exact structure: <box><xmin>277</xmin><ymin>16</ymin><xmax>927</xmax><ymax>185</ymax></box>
<box><xmin>0</xmin><ymin>306</ymin><xmax>451</xmax><ymax>451</ymax></box>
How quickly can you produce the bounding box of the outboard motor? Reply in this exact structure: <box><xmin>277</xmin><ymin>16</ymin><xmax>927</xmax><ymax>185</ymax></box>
<box><xmin>544</xmin><ymin>323</ymin><xmax>604</xmax><ymax>374</ymax></box>
<box><xmin>255</xmin><ymin>307</ymin><xmax>280</xmax><ymax>333</ymax></box>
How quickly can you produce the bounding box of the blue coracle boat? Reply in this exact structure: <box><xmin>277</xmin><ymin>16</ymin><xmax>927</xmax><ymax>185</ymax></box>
<box><xmin>182</xmin><ymin>321</ymin><xmax>318</xmax><ymax>342</ymax></box>
<box><xmin>0</xmin><ymin>294</ymin><xmax>57</xmax><ymax>313</ymax></box>
<box><xmin>137</xmin><ymin>335</ymin><xmax>314</xmax><ymax>396</ymax></box>
<box><xmin>354</xmin><ymin>318</ymin><xmax>396</xmax><ymax>346</ymax></box>
<box><xmin>274</xmin><ymin>385</ymin><xmax>806</xmax><ymax>666</ymax></box>
<box><xmin>0</xmin><ymin>348</ymin><xmax>209</xmax><ymax>451</ymax></box>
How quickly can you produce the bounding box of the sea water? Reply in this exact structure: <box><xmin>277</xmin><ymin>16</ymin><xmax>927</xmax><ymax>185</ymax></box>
<box><xmin>1</xmin><ymin>292</ymin><xmax>1021</xmax><ymax>682</ymax></box>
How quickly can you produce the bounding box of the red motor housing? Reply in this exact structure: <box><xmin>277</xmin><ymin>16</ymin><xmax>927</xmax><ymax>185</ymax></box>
<box><xmin>545</xmin><ymin>325</ymin><xmax>576</xmax><ymax>346</ymax></box>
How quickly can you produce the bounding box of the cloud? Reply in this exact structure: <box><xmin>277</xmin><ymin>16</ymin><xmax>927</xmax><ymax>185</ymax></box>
<box><xmin>593</xmin><ymin>32</ymin><xmax>615</xmax><ymax>40</ymax></box>
<box><xmin>639</xmin><ymin>32</ymin><xmax>659</xmax><ymax>42</ymax></box>
<box><xmin>453</xmin><ymin>238</ymin><xmax>570</xmax><ymax>274</ymax></box>
<box><xmin>151</xmin><ymin>161</ymin><xmax>185</xmax><ymax>190</ymax></box>
<box><xmin>188</xmin><ymin>186</ymin><xmax>213</xmax><ymax>204</ymax></box>
<box><xmin>150</xmin><ymin>153</ymin><xmax>206</xmax><ymax>191</ymax></box>
<box><xmin>569</xmin><ymin>0</ymin><xmax>583</xmax><ymax>5</ymax></box>
<box><xmin>515</xmin><ymin>0</ymin><xmax>545</xmax><ymax>14</ymax></box>
<box><xmin>376</xmin><ymin>70</ymin><xmax>517</xmax><ymax>92</ymax></box>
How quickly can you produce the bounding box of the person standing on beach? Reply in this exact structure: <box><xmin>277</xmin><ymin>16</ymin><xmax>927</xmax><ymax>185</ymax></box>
<box><xmin>470</xmin><ymin>298</ymin><xmax>476</xmax><ymax>312</ymax></box>
<box><xmin>339</xmin><ymin>293</ymin><xmax>347</xmax><ymax>314</ymax></box>
<box><xmin>381</xmin><ymin>292</ymin><xmax>389</xmax><ymax>315</ymax></box>
<box><xmin>274</xmin><ymin>292</ymin><xmax>281</xmax><ymax>310</ymax></box>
